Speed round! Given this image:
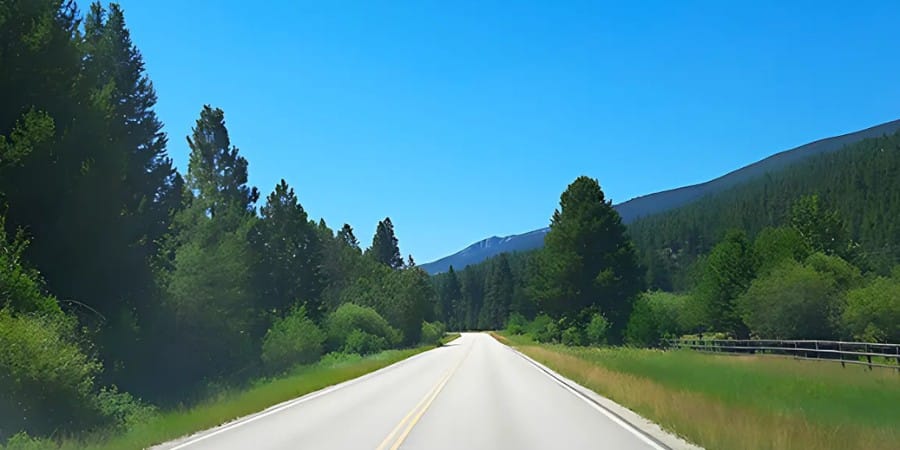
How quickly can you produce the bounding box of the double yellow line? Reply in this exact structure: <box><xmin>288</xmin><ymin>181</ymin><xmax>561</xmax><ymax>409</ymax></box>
<box><xmin>376</xmin><ymin>349</ymin><xmax>470</xmax><ymax>450</ymax></box>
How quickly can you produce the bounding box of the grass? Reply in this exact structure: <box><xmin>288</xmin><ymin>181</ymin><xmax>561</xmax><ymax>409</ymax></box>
<box><xmin>494</xmin><ymin>333</ymin><xmax>900</xmax><ymax>450</ymax></box>
<box><xmin>47</xmin><ymin>339</ymin><xmax>457</xmax><ymax>450</ymax></box>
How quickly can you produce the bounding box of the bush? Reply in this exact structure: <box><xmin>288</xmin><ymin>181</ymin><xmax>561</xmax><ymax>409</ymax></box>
<box><xmin>343</xmin><ymin>329</ymin><xmax>388</xmax><ymax>355</ymax></box>
<box><xmin>2</xmin><ymin>432</ymin><xmax>54</xmax><ymax>450</ymax></box>
<box><xmin>325</xmin><ymin>303</ymin><xmax>401</xmax><ymax>352</ymax></box>
<box><xmin>261</xmin><ymin>307</ymin><xmax>326</xmax><ymax>372</ymax></box>
<box><xmin>737</xmin><ymin>260</ymin><xmax>840</xmax><ymax>339</ymax></box>
<box><xmin>94</xmin><ymin>386</ymin><xmax>157</xmax><ymax>432</ymax></box>
<box><xmin>625</xmin><ymin>292</ymin><xmax>693</xmax><ymax>347</ymax></box>
<box><xmin>420</xmin><ymin>321</ymin><xmax>446</xmax><ymax>346</ymax></box>
<box><xmin>529</xmin><ymin>314</ymin><xmax>560</xmax><ymax>343</ymax></box>
<box><xmin>585</xmin><ymin>313</ymin><xmax>609</xmax><ymax>345</ymax></box>
<box><xmin>561</xmin><ymin>325</ymin><xmax>586</xmax><ymax>346</ymax></box>
<box><xmin>505</xmin><ymin>312</ymin><xmax>527</xmax><ymax>335</ymax></box>
<box><xmin>0</xmin><ymin>222</ymin><xmax>63</xmax><ymax>317</ymax></box>
<box><xmin>842</xmin><ymin>277</ymin><xmax>900</xmax><ymax>342</ymax></box>
<box><xmin>0</xmin><ymin>310</ymin><xmax>105</xmax><ymax>440</ymax></box>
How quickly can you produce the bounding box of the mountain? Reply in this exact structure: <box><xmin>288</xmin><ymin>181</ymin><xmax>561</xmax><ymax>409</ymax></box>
<box><xmin>420</xmin><ymin>119</ymin><xmax>900</xmax><ymax>274</ymax></box>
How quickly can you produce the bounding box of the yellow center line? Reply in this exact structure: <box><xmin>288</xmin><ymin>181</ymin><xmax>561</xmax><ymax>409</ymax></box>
<box><xmin>376</xmin><ymin>346</ymin><xmax>472</xmax><ymax>450</ymax></box>
<box><xmin>374</xmin><ymin>370</ymin><xmax>452</xmax><ymax>450</ymax></box>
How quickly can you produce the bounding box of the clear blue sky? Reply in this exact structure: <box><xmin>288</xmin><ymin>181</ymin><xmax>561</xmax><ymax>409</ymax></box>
<box><xmin>116</xmin><ymin>0</ymin><xmax>900</xmax><ymax>263</ymax></box>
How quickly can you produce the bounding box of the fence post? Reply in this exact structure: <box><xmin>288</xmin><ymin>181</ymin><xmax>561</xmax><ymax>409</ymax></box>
<box><xmin>839</xmin><ymin>342</ymin><xmax>845</xmax><ymax>368</ymax></box>
<box><xmin>866</xmin><ymin>343</ymin><xmax>873</xmax><ymax>370</ymax></box>
<box><xmin>814</xmin><ymin>341</ymin><xmax>819</xmax><ymax>361</ymax></box>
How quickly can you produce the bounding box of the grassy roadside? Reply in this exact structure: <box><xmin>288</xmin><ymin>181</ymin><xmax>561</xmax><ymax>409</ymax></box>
<box><xmin>48</xmin><ymin>336</ymin><xmax>459</xmax><ymax>450</ymax></box>
<box><xmin>492</xmin><ymin>332</ymin><xmax>900</xmax><ymax>450</ymax></box>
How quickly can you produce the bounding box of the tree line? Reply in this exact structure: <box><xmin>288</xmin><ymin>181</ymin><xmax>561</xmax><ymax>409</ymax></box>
<box><xmin>1</xmin><ymin>1</ymin><xmax>441</xmax><ymax>443</ymax></box>
<box><xmin>434</xmin><ymin>144</ymin><xmax>899</xmax><ymax>347</ymax></box>
<box><xmin>629</xmin><ymin>132</ymin><xmax>900</xmax><ymax>291</ymax></box>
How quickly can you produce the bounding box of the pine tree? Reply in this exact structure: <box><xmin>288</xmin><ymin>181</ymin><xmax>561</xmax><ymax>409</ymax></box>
<box><xmin>438</xmin><ymin>266</ymin><xmax>463</xmax><ymax>330</ymax></box>
<box><xmin>694</xmin><ymin>230</ymin><xmax>756</xmax><ymax>337</ymax></box>
<box><xmin>253</xmin><ymin>179</ymin><xmax>325</xmax><ymax>321</ymax></box>
<box><xmin>530</xmin><ymin>176</ymin><xmax>643</xmax><ymax>342</ymax></box>
<box><xmin>480</xmin><ymin>253</ymin><xmax>514</xmax><ymax>329</ymax></box>
<box><xmin>368</xmin><ymin>217</ymin><xmax>403</xmax><ymax>269</ymax></box>
<box><xmin>161</xmin><ymin>106</ymin><xmax>260</xmax><ymax>391</ymax></box>
<box><xmin>337</xmin><ymin>223</ymin><xmax>360</xmax><ymax>250</ymax></box>
<box><xmin>185</xmin><ymin>105</ymin><xmax>259</xmax><ymax>217</ymax></box>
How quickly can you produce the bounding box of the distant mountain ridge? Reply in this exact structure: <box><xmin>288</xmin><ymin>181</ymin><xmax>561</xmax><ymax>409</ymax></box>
<box><xmin>420</xmin><ymin>119</ymin><xmax>900</xmax><ymax>274</ymax></box>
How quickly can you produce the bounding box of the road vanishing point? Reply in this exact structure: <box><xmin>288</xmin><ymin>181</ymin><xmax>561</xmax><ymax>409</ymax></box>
<box><xmin>157</xmin><ymin>333</ymin><xmax>697</xmax><ymax>450</ymax></box>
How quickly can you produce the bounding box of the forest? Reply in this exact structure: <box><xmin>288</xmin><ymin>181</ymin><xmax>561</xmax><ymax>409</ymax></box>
<box><xmin>433</xmin><ymin>136</ymin><xmax>900</xmax><ymax>347</ymax></box>
<box><xmin>1</xmin><ymin>1</ymin><xmax>444</xmax><ymax>444</ymax></box>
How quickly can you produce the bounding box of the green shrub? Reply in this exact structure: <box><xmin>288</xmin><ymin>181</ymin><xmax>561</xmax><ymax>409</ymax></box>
<box><xmin>505</xmin><ymin>312</ymin><xmax>527</xmax><ymax>335</ymax></box>
<box><xmin>842</xmin><ymin>277</ymin><xmax>900</xmax><ymax>342</ymax></box>
<box><xmin>94</xmin><ymin>386</ymin><xmax>158</xmax><ymax>432</ymax></box>
<box><xmin>625</xmin><ymin>292</ymin><xmax>693</xmax><ymax>347</ymax></box>
<box><xmin>0</xmin><ymin>221</ymin><xmax>62</xmax><ymax>317</ymax></box>
<box><xmin>343</xmin><ymin>329</ymin><xmax>388</xmax><ymax>355</ymax></box>
<box><xmin>1</xmin><ymin>432</ymin><xmax>54</xmax><ymax>450</ymax></box>
<box><xmin>585</xmin><ymin>313</ymin><xmax>609</xmax><ymax>345</ymax></box>
<box><xmin>737</xmin><ymin>260</ymin><xmax>840</xmax><ymax>339</ymax></box>
<box><xmin>261</xmin><ymin>307</ymin><xmax>325</xmax><ymax>372</ymax></box>
<box><xmin>419</xmin><ymin>321</ymin><xmax>445</xmax><ymax>346</ymax></box>
<box><xmin>0</xmin><ymin>310</ymin><xmax>104</xmax><ymax>440</ymax></box>
<box><xmin>529</xmin><ymin>314</ymin><xmax>560</xmax><ymax>343</ymax></box>
<box><xmin>325</xmin><ymin>303</ymin><xmax>401</xmax><ymax>351</ymax></box>
<box><xmin>561</xmin><ymin>325</ymin><xmax>586</xmax><ymax>346</ymax></box>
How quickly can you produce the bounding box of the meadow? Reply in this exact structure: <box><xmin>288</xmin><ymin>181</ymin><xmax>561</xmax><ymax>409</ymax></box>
<box><xmin>496</xmin><ymin>333</ymin><xmax>899</xmax><ymax>450</ymax></box>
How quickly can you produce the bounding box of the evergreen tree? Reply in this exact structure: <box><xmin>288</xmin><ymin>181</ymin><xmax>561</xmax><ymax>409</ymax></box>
<box><xmin>185</xmin><ymin>105</ymin><xmax>259</xmax><ymax>217</ymax></box>
<box><xmin>437</xmin><ymin>266</ymin><xmax>463</xmax><ymax>330</ymax></box>
<box><xmin>530</xmin><ymin>176</ymin><xmax>643</xmax><ymax>342</ymax></box>
<box><xmin>368</xmin><ymin>217</ymin><xmax>403</xmax><ymax>269</ymax></box>
<box><xmin>253</xmin><ymin>179</ymin><xmax>325</xmax><ymax>321</ymax></box>
<box><xmin>337</xmin><ymin>223</ymin><xmax>360</xmax><ymax>251</ymax></box>
<box><xmin>160</xmin><ymin>106</ymin><xmax>259</xmax><ymax>392</ymax></box>
<box><xmin>479</xmin><ymin>253</ymin><xmax>514</xmax><ymax>329</ymax></box>
<box><xmin>694</xmin><ymin>230</ymin><xmax>756</xmax><ymax>337</ymax></box>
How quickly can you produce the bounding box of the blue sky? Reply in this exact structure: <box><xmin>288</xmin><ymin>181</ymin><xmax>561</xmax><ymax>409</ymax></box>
<box><xmin>115</xmin><ymin>0</ymin><xmax>900</xmax><ymax>263</ymax></box>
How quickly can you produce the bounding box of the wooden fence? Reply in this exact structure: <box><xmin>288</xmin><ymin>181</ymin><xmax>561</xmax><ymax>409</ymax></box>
<box><xmin>665</xmin><ymin>338</ymin><xmax>900</xmax><ymax>371</ymax></box>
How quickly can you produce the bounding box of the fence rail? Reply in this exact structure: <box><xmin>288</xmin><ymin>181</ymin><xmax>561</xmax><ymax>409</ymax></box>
<box><xmin>665</xmin><ymin>338</ymin><xmax>900</xmax><ymax>371</ymax></box>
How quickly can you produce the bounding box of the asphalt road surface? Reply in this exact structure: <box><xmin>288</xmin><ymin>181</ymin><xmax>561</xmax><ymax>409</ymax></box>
<box><xmin>158</xmin><ymin>333</ymin><xmax>680</xmax><ymax>450</ymax></box>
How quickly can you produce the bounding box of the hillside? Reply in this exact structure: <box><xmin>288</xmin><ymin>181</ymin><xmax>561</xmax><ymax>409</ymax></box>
<box><xmin>631</xmin><ymin>130</ymin><xmax>900</xmax><ymax>290</ymax></box>
<box><xmin>421</xmin><ymin>119</ymin><xmax>900</xmax><ymax>274</ymax></box>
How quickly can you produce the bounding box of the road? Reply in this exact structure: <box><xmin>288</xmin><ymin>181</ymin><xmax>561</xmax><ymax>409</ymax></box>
<box><xmin>159</xmin><ymin>333</ymin><xmax>678</xmax><ymax>450</ymax></box>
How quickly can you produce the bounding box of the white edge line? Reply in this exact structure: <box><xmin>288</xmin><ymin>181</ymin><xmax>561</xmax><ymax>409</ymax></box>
<box><xmin>509</xmin><ymin>347</ymin><xmax>669</xmax><ymax>450</ymax></box>
<box><xmin>166</xmin><ymin>348</ymin><xmax>437</xmax><ymax>449</ymax></box>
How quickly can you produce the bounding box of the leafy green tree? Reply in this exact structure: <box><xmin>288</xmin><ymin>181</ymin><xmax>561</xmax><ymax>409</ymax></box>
<box><xmin>368</xmin><ymin>217</ymin><xmax>403</xmax><ymax>269</ymax></box>
<box><xmin>693</xmin><ymin>230</ymin><xmax>756</xmax><ymax>337</ymax></box>
<box><xmin>841</xmin><ymin>277</ymin><xmax>900</xmax><ymax>343</ymax></box>
<box><xmin>790</xmin><ymin>194</ymin><xmax>849</xmax><ymax>258</ymax></box>
<box><xmin>585</xmin><ymin>313</ymin><xmax>609</xmax><ymax>345</ymax></box>
<box><xmin>253</xmin><ymin>179</ymin><xmax>325</xmax><ymax>321</ymax></box>
<box><xmin>530</xmin><ymin>176</ymin><xmax>643</xmax><ymax>342</ymax></box>
<box><xmin>624</xmin><ymin>291</ymin><xmax>693</xmax><ymax>347</ymax></box>
<box><xmin>754</xmin><ymin>226</ymin><xmax>810</xmax><ymax>273</ymax></box>
<box><xmin>737</xmin><ymin>260</ymin><xmax>840</xmax><ymax>339</ymax></box>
